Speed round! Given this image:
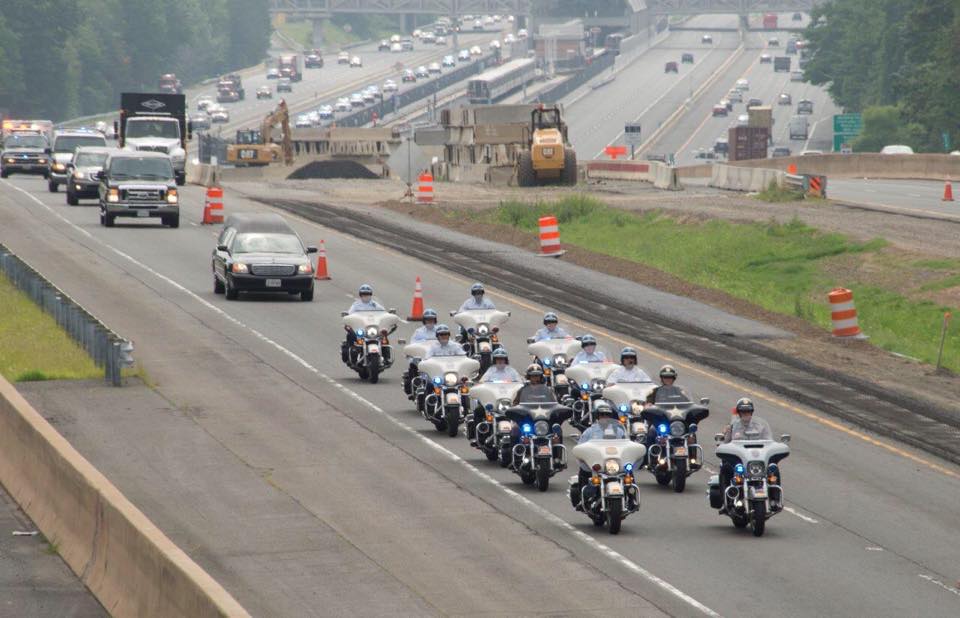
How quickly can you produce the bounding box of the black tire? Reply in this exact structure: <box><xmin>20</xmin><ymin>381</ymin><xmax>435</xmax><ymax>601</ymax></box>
<box><xmin>301</xmin><ymin>287</ymin><xmax>314</xmax><ymax>301</ymax></box>
<box><xmin>48</xmin><ymin>179</ymin><xmax>58</xmax><ymax>193</ymax></box>
<box><xmin>655</xmin><ymin>471</ymin><xmax>671</xmax><ymax>487</ymax></box>
<box><xmin>445</xmin><ymin>407</ymin><xmax>459</xmax><ymax>437</ymax></box>
<box><xmin>213</xmin><ymin>275</ymin><xmax>224</xmax><ymax>294</ymax></box>
<box><xmin>357</xmin><ymin>367</ymin><xmax>369</xmax><ymax>380</ymax></box>
<box><xmin>225</xmin><ymin>278</ymin><xmax>238</xmax><ymax>300</ymax></box>
<box><xmin>479</xmin><ymin>351</ymin><xmax>491</xmax><ymax>375</ymax></box>
<box><xmin>484</xmin><ymin>447</ymin><xmax>498</xmax><ymax>462</ymax></box>
<box><xmin>732</xmin><ymin>514</ymin><xmax>749</xmax><ymax>529</ymax></box>
<box><xmin>752</xmin><ymin>502</ymin><xmax>766</xmax><ymax>537</ymax></box>
<box><xmin>535</xmin><ymin>463</ymin><xmax>550</xmax><ymax>492</ymax></box>
<box><xmin>606</xmin><ymin>497</ymin><xmax>623</xmax><ymax>535</ymax></box>
<box><xmin>104</xmin><ymin>213</ymin><xmax>115</xmax><ymax>227</ymax></box>
<box><xmin>167</xmin><ymin>215</ymin><xmax>180</xmax><ymax>228</ymax></box>
<box><xmin>368</xmin><ymin>355</ymin><xmax>380</xmax><ymax>384</ymax></box>
<box><xmin>175</xmin><ymin>174</ymin><xmax>185</xmax><ymax>186</ymax></box>
<box><xmin>66</xmin><ymin>191</ymin><xmax>79</xmax><ymax>206</ymax></box>
<box><xmin>592</xmin><ymin>513</ymin><xmax>605</xmax><ymax>527</ymax></box>
<box><xmin>498</xmin><ymin>444</ymin><xmax>511</xmax><ymax>467</ymax></box>
<box><xmin>672</xmin><ymin>458</ymin><xmax>687</xmax><ymax>493</ymax></box>
<box><xmin>517</xmin><ymin>151</ymin><xmax>536</xmax><ymax>187</ymax></box>
<box><xmin>520</xmin><ymin>470</ymin><xmax>536</xmax><ymax>486</ymax></box>
<box><xmin>562</xmin><ymin>148</ymin><xmax>578</xmax><ymax>185</ymax></box>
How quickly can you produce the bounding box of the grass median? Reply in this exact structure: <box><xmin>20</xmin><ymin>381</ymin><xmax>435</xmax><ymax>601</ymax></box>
<box><xmin>0</xmin><ymin>274</ymin><xmax>101</xmax><ymax>382</ymax></box>
<box><xmin>479</xmin><ymin>195</ymin><xmax>959</xmax><ymax>372</ymax></box>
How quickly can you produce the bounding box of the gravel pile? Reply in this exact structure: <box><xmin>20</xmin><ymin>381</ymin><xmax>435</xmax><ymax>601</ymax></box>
<box><xmin>287</xmin><ymin>160</ymin><xmax>380</xmax><ymax>180</ymax></box>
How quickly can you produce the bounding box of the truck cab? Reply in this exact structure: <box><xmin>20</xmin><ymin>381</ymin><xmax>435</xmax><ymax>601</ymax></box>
<box><xmin>115</xmin><ymin>93</ymin><xmax>190</xmax><ymax>185</ymax></box>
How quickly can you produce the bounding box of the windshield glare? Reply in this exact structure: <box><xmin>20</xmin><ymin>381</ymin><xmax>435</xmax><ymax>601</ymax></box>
<box><xmin>109</xmin><ymin>157</ymin><xmax>174</xmax><ymax>179</ymax></box>
<box><xmin>76</xmin><ymin>153</ymin><xmax>108</xmax><ymax>167</ymax></box>
<box><xmin>126</xmin><ymin>119</ymin><xmax>180</xmax><ymax>139</ymax></box>
<box><xmin>4</xmin><ymin>134</ymin><xmax>47</xmax><ymax>149</ymax></box>
<box><xmin>232</xmin><ymin>233</ymin><xmax>303</xmax><ymax>254</ymax></box>
<box><xmin>55</xmin><ymin>136</ymin><xmax>106</xmax><ymax>153</ymax></box>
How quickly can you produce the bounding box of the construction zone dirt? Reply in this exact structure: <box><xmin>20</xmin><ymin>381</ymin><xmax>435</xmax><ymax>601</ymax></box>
<box><xmin>286</xmin><ymin>160</ymin><xmax>380</xmax><ymax>180</ymax></box>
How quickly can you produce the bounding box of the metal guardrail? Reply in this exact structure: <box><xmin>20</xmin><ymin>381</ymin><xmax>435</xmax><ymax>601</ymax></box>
<box><xmin>0</xmin><ymin>243</ymin><xmax>131</xmax><ymax>386</ymax></box>
<box><xmin>783</xmin><ymin>173</ymin><xmax>807</xmax><ymax>192</ymax></box>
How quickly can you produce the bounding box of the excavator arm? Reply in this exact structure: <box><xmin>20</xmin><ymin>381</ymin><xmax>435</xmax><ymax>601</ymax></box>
<box><xmin>260</xmin><ymin>99</ymin><xmax>294</xmax><ymax>165</ymax></box>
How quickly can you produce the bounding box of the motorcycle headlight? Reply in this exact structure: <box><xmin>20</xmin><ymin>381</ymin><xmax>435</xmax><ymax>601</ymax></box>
<box><xmin>365</xmin><ymin>326</ymin><xmax>378</xmax><ymax>338</ymax></box>
<box><xmin>496</xmin><ymin>398</ymin><xmax>511</xmax><ymax>413</ymax></box>
<box><xmin>604</xmin><ymin>459</ymin><xmax>620</xmax><ymax>475</ymax></box>
<box><xmin>669</xmin><ymin>421</ymin><xmax>685</xmax><ymax>437</ymax></box>
<box><xmin>444</xmin><ymin>372</ymin><xmax>458</xmax><ymax>386</ymax></box>
<box><xmin>631</xmin><ymin>421</ymin><xmax>645</xmax><ymax>435</ymax></box>
<box><xmin>592</xmin><ymin>380</ymin><xmax>605</xmax><ymax>392</ymax></box>
<box><xmin>497</xmin><ymin>420</ymin><xmax>512</xmax><ymax>433</ymax></box>
<box><xmin>552</xmin><ymin>354</ymin><xmax>566</xmax><ymax>367</ymax></box>
<box><xmin>748</xmin><ymin>461</ymin><xmax>765</xmax><ymax>478</ymax></box>
<box><xmin>477</xmin><ymin>324</ymin><xmax>489</xmax><ymax>335</ymax></box>
<box><xmin>556</xmin><ymin>374</ymin><xmax>568</xmax><ymax>385</ymax></box>
<box><xmin>534</xmin><ymin>420</ymin><xmax>551</xmax><ymax>436</ymax></box>
<box><xmin>631</xmin><ymin>401</ymin><xmax>644</xmax><ymax>414</ymax></box>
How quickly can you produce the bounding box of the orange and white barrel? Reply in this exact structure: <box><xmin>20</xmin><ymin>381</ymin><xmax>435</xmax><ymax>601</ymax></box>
<box><xmin>829</xmin><ymin>287</ymin><xmax>863</xmax><ymax>337</ymax></box>
<box><xmin>416</xmin><ymin>172</ymin><xmax>433</xmax><ymax>204</ymax></box>
<box><xmin>538</xmin><ymin>215</ymin><xmax>563</xmax><ymax>257</ymax></box>
<box><xmin>203</xmin><ymin>186</ymin><xmax>224</xmax><ymax>224</ymax></box>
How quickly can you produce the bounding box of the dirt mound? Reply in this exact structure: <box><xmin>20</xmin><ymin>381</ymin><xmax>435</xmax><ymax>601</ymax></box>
<box><xmin>287</xmin><ymin>160</ymin><xmax>380</xmax><ymax>180</ymax></box>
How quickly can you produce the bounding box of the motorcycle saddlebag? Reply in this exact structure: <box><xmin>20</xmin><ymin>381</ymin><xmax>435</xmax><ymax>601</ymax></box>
<box><xmin>707</xmin><ymin>474</ymin><xmax>723</xmax><ymax>509</ymax></box>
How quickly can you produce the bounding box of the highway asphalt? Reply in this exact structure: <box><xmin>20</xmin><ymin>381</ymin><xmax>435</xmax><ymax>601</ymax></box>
<box><xmin>827</xmin><ymin>178</ymin><xmax>960</xmax><ymax>219</ymax></box>
<box><xmin>1</xmin><ymin>171</ymin><xmax>958</xmax><ymax>617</ymax></box>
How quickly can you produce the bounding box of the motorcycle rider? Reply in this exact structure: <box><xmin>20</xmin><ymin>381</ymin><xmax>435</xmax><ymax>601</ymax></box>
<box><xmin>571</xmin><ymin>334</ymin><xmax>606</xmax><ymax>364</ymax></box>
<box><xmin>404</xmin><ymin>309</ymin><xmax>439</xmax><ymax>397</ymax></box>
<box><xmin>532</xmin><ymin>312</ymin><xmax>570</xmax><ymax>341</ymax></box>
<box><xmin>468</xmin><ymin>348</ymin><xmax>522</xmax><ymax>445</ymax></box>
<box><xmin>570</xmin><ymin>402</ymin><xmax>628</xmax><ymax>511</ymax></box>
<box><xmin>425</xmin><ymin>324</ymin><xmax>467</xmax><ymax>358</ymax></box>
<box><xmin>512</xmin><ymin>364</ymin><xmax>557</xmax><ymax>405</ymax></box>
<box><xmin>645</xmin><ymin>365</ymin><xmax>689</xmax><ymax>405</ymax></box>
<box><xmin>607</xmin><ymin>347</ymin><xmax>653</xmax><ymax>385</ymax></box>
<box><xmin>342</xmin><ymin>284</ymin><xmax>386</xmax><ymax>363</ymax></box>
<box><xmin>718</xmin><ymin>398</ymin><xmax>780</xmax><ymax>512</ymax></box>
<box><xmin>458</xmin><ymin>282</ymin><xmax>497</xmax><ymax>312</ymax></box>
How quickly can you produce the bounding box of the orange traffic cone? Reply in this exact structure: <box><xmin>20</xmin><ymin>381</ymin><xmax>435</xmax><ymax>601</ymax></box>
<box><xmin>314</xmin><ymin>240</ymin><xmax>331</xmax><ymax>280</ymax></box>
<box><xmin>786</xmin><ymin>163</ymin><xmax>798</xmax><ymax>175</ymax></box>
<box><xmin>407</xmin><ymin>276</ymin><xmax>425</xmax><ymax>320</ymax></box>
<box><xmin>943</xmin><ymin>181</ymin><xmax>954</xmax><ymax>202</ymax></box>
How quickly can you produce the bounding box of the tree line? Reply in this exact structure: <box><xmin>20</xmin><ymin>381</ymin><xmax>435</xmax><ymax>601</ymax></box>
<box><xmin>804</xmin><ymin>0</ymin><xmax>960</xmax><ymax>152</ymax></box>
<box><xmin>0</xmin><ymin>0</ymin><xmax>271</xmax><ymax>122</ymax></box>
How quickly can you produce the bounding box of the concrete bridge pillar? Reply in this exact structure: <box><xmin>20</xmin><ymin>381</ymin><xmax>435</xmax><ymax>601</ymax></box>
<box><xmin>311</xmin><ymin>17</ymin><xmax>327</xmax><ymax>49</ymax></box>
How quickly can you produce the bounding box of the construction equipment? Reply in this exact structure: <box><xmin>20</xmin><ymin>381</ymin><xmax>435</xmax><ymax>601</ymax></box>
<box><xmin>225</xmin><ymin>100</ymin><xmax>293</xmax><ymax>167</ymax></box>
<box><xmin>517</xmin><ymin>105</ymin><xmax>577</xmax><ymax>186</ymax></box>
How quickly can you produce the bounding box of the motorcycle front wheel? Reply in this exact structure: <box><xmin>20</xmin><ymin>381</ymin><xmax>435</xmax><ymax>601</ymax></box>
<box><xmin>672</xmin><ymin>458</ymin><xmax>687</xmax><ymax>493</ymax></box>
<box><xmin>535</xmin><ymin>463</ymin><xmax>550</xmax><ymax>492</ymax></box>
<box><xmin>444</xmin><ymin>406</ymin><xmax>460</xmax><ymax>437</ymax></box>
<box><xmin>606</xmin><ymin>497</ymin><xmax>623</xmax><ymax>535</ymax></box>
<box><xmin>367</xmin><ymin>354</ymin><xmax>380</xmax><ymax>384</ymax></box>
<box><xmin>751</xmin><ymin>501</ymin><xmax>766</xmax><ymax>537</ymax></box>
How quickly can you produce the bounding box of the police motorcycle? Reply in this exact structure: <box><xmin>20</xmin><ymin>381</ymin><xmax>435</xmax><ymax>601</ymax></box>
<box><xmin>571</xmin><ymin>438</ymin><xmax>646</xmax><ymax>534</ymax></box>
<box><xmin>602</xmin><ymin>381</ymin><xmax>657</xmax><ymax>442</ymax></box>
<box><xmin>526</xmin><ymin>337</ymin><xmax>581</xmax><ymax>400</ymax></box>
<box><xmin>640</xmin><ymin>387</ymin><xmax>710</xmax><ymax>492</ymax></box>
<box><xmin>564</xmin><ymin>354</ymin><xmax>617</xmax><ymax>431</ymax></box>
<box><xmin>450</xmin><ymin>309</ymin><xmax>510</xmax><ymax>374</ymax></box>
<box><xmin>469</xmin><ymin>380</ymin><xmax>524</xmax><ymax>465</ymax></box>
<box><xmin>401</xmin><ymin>341</ymin><xmax>433</xmax><ymax>400</ymax></box>
<box><xmin>708</xmin><ymin>431</ymin><xmax>790</xmax><ymax>537</ymax></box>
<box><xmin>503</xmin><ymin>402</ymin><xmax>572</xmax><ymax>491</ymax></box>
<box><xmin>417</xmin><ymin>355</ymin><xmax>481</xmax><ymax>437</ymax></box>
<box><xmin>341</xmin><ymin>309</ymin><xmax>401</xmax><ymax>383</ymax></box>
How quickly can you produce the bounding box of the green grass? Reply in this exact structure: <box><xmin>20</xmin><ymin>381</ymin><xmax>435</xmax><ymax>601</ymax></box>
<box><xmin>0</xmin><ymin>274</ymin><xmax>102</xmax><ymax>383</ymax></box>
<box><xmin>755</xmin><ymin>180</ymin><xmax>804</xmax><ymax>203</ymax></box>
<box><xmin>276</xmin><ymin>21</ymin><xmax>314</xmax><ymax>48</ymax></box>
<box><xmin>485</xmin><ymin>196</ymin><xmax>959</xmax><ymax>371</ymax></box>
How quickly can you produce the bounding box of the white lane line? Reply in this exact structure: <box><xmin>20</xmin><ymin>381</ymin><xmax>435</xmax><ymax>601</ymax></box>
<box><xmin>918</xmin><ymin>574</ymin><xmax>960</xmax><ymax>597</ymax></box>
<box><xmin>4</xmin><ymin>180</ymin><xmax>722</xmax><ymax>618</ymax></box>
<box><xmin>783</xmin><ymin>506</ymin><xmax>818</xmax><ymax>524</ymax></box>
<box><xmin>866</xmin><ymin>547</ymin><xmax>884</xmax><ymax>551</ymax></box>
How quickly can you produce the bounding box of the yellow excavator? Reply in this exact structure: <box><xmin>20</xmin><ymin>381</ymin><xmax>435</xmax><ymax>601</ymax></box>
<box><xmin>517</xmin><ymin>104</ymin><xmax>577</xmax><ymax>186</ymax></box>
<box><xmin>225</xmin><ymin>99</ymin><xmax>293</xmax><ymax>167</ymax></box>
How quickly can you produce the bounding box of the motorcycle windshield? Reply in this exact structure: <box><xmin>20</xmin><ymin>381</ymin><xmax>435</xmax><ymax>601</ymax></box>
<box><xmin>342</xmin><ymin>311</ymin><xmax>401</xmax><ymax>332</ymax></box>
<box><xmin>651</xmin><ymin>385</ymin><xmax>691</xmax><ymax>404</ymax></box>
<box><xmin>453</xmin><ymin>310</ymin><xmax>509</xmax><ymax>331</ymax></box>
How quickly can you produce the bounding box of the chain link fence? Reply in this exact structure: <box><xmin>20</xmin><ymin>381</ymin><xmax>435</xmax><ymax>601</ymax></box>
<box><xmin>0</xmin><ymin>244</ymin><xmax>131</xmax><ymax>386</ymax></box>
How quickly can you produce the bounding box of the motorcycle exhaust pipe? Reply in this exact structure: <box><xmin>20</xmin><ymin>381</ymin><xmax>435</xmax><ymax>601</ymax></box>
<box><xmin>425</xmin><ymin>393</ymin><xmax>439</xmax><ymax>411</ymax></box>
<box><xmin>725</xmin><ymin>486</ymin><xmax>740</xmax><ymax>501</ymax></box>
<box><xmin>512</xmin><ymin>444</ymin><xmax>527</xmax><ymax>467</ymax></box>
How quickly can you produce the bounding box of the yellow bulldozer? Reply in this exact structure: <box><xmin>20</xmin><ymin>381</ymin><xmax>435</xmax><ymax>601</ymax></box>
<box><xmin>225</xmin><ymin>99</ymin><xmax>293</xmax><ymax>167</ymax></box>
<box><xmin>517</xmin><ymin>104</ymin><xmax>577</xmax><ymax>186</ymax></box>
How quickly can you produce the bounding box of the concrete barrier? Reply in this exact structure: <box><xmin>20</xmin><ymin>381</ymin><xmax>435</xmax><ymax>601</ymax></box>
<box><xmin>710</xmin><ymin>164</ymin><xmax>784</xmax><ymax>192</ymax></box>
<box><xmin>715</xmin><ymin>153</ymin><xmax>960</xmax><ymax>180</ymax></box>
<box><xmin>652</xmin><ymin>161</ymin><xmax>682</xmax><ymax>190</ymax></box>
<box><xmin>585</xmin><ymin>160</ymin><xmax>652</xmax><ymax>182</ymax></box>
<box><xmin>0</xmin><ymin>376</ymin><xmax>249</xmax><ymax>618</ymax></box>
